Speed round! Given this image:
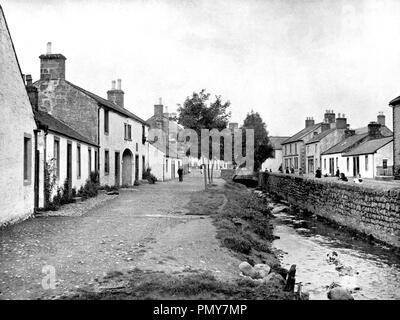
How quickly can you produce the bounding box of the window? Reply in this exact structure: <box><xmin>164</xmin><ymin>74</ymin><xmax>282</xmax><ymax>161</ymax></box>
<box><xmin>88</xmin><ymin>148</ymin><xmax>92</xmax><ymax>174</ymax></box>
<box><xmin>294</xmin><ymin>157</ymin><xmax>299</xmax><ymax>169</ymax></box>
<box><xmin>166</xmin><ymin>159</ymin><xmax>169</xmax><ymax>172</ymax></box>
<box><xmin>324</xmin><ymin>158</ymin><xmax>327</xmax><ymax>170</ymax></box>
<box><xmin>124</xmin><ymin>123</ymin><xmax>132</xmax><ymax>140</ymax></box>
<box><xmin>54</xmin><ymin>137</ymin><xmax>60</xmax><ymax>179</ymax></box>
<box><xmin>136</xmin><ymin>143</ymin><xmax>138</xmax><ymax>152</ymax></box>
<box><xmin>365</xmin><ymin>155</ymin><xmax>369</xmax><ymax>171</ymax></box>
<box><xmin>105</xmin><ymin>150</ymin><xmax>109</xmax><ymax>175</ymax></box>
<box><xmin>347</xmin><ymin>157</ymin><xmax>350</xmax><ymax>171</ymax></box>
<box><xmin>290</xmin><ymin>144</ymin><xmax>292</xmax><ymax>154</ymax></box>
<box><xmin>383</xmin><ymin>159</ymin><xmax>388</xmax><ymax>169</ymax></box>
<box><xmin>104</xmin><ymin>109</ymin><xmax>109</xmax><ymax>134</ymax></box>
<box><xmin>77</xmin><ymin>145</ymin><xmax>81</xmax><ymax>178</ymax></box>
<box><xmin>314</xmin><ymin>144</ymin><xmax>317</xmax><ymax>153</ymax></box>
<box><xmin>142</xmin><ymin>125</ymin><xmax>146</xmax><ymax>144</ymax></box>
<box><xmin>23</xmin><ymin>134</ymin><xmax>32</xmax><ymax>184</ymax></box>
<box><xmin>336</xmin><ymin>157</ymin><xmax>338</xmax><ymax>169</ymax></box>
<box><xmin>307</xmin><ymin>145</ymin><xmax>309</xmax><ymax>153</ymax></box>
<box><xmin>94</xmin><ymin>150</ymin><xmax>98</xmax><ymax>172</ymax></box>
<box><xmin>295</xmin><ymin>143</ymin><xmax>297</xmax><ymax>154</ymax></box>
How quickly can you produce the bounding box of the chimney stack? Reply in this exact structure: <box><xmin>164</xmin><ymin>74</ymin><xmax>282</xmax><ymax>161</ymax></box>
<box><xmin>154</xmin><ymin>98</ymin><xmax>164</xmax><ymax>118</ymax></box>
<box><xmin>229</xmin><ymin>122</ymin><xmax>239</xmax><ymax>130</ymax></box>
<box><xmin>107</xmin><ymin>79</ymin><xmax>124</xmax><ymax>108</ymax></box>
<box><xmin>324</xmin><ymin>109</ymin><xmax>336</xmax><ymax>124</ymax></box>
<box><xmin>25</xmin><ymin>74</ymin><xmax>38</xmax><ymax>111</ymax></box>
<box><xmin>368</xmin><ymin>121</ymin><xmax>382</xmax><ymax>139</ymax></box>
<box><xmin>335</xmin><ymin>113</ymin><xmax>347</xmax><ymax>129</ymax></box>
<box><xmin>321</xmin><ymin>120</ymin><xmax>330</xmax><ymax>132</ymax></box>
<box><xmin>39</xmin><ymin>42</ymin><xmax>66</xmax><ymax>80</ymax></box>
<box><xmin>305</xmin><ymin>117</ymin><xmax>315</xmax><ymax>128</ymax></box>
<box><xmin>345</xmin><ymin>129</ymin><xmax>356</xmax><ymax>138</ymax></box>
<box><xmin>377</xmin><ymin>112</ymin><xmax>385</xmax><ymax>126</ymax></box>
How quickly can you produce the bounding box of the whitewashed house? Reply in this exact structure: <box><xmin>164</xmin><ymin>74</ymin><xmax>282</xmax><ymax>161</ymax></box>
<box><xmin>0</xmin><ymin>6</ymin><xmax>37</xmax><ymax>225</ymax></box>
<box><xmin>342</xmin><ymin>136</ymin><xmax>393</xmax><ymax>179</ymax></box>
<box><xmin>33</xmin><ymin>44</ymin><xmax>149</xmax><ymax>187</ymax></box>
<box><xmin>261</xmin><ymin>136</ymin><xmax>290</xmax><ymax>172</ymax></box>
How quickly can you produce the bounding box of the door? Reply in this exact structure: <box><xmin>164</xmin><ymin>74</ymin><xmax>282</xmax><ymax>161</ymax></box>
<box><xmin>142</xmin><ymin>156</ymin><xmax>145</xmax><ymax>178</ymax></box>
<box><xmin>329</xmin><ymin>158</ymin><xmax>334</xmax><ymax>176</ymax></box>
<box><xmin>122</xmin><ymin>149</ymin><xmax>133</xmax><ymax>186</ymax></box>
<box><xmin>353</xmin><ymin>156</ymin><xmax>360</xmax><ymax>177</ymax></box>
<box><xmin>67</xmin><ymin>142</ymin><xmax>72</xmax><ymax>194</ymax></box>
<box><xmin>115</xmin><ymin>152</ymin><xmax>120</xmax><ymax>186</ymax></box>
<box><xmin>135</xmin><ymin>155</ymin><xmax>139</xmax><ymax>182</ymax></box>
<box><xmin>171</xmin><ymin>161</ymin><xmax>176</xmax><ymax>179</ymax></box>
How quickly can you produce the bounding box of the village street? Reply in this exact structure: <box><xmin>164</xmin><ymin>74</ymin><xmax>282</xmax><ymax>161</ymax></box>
<box><xmin>0</xmin><ymin>171</ymin><xmax>241</xmax><ymax>300</ymax></box>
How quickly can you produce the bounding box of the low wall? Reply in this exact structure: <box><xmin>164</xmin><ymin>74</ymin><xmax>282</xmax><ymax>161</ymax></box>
<box><xmin>260</xmin><ymin>172</ymin><xmax>400</xmax><ymax>247</ymax></box>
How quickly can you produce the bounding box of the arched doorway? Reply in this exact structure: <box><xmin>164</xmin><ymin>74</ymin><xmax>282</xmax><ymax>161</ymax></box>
<box><xmin>122</xmin><ymin>149</ymin><xmax>133</xmax><ymax>186</ymax></box>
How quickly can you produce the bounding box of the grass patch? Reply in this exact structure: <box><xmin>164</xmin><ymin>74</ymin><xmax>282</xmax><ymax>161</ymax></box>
<box><xmin>64</xmin><ymin>269</ymin><xmax>294</xmax><ymax>300</ymax></box>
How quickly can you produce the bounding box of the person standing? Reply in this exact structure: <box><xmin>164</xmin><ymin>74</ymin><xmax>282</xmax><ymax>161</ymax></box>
<box><xmin>177</xmin><ymin>167</ymin><xmax>184</xmax><ymax>182</ymax></box>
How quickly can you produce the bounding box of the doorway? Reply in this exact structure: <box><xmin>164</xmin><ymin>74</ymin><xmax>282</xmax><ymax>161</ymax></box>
<box><xmin>122</xmin><ymin>149</ymin><xmax>133</xmax><ymax>186</ymax></box>
<box><xmin>135</xmin><ymin>154</ymin><xmax>139</xmax><ymax>182</ymax></box>
<box><xmin>353</xmin><ymin>156</ymin><xmax>360</xmax><ymax>177</ymax></box>
<box><xmin>115</xmin><ymin>152</ymin><xmax>120</xmax><ymax>186</ymax></box>
<box><xmin>329</xmin><ymin>158</ymin><xmax>334</xmax><ymax>176</ymax></box>
<box><xmin>67</xmin><ymin>142</ymin><xmax>72</xmax><ymax>194</ymax></box>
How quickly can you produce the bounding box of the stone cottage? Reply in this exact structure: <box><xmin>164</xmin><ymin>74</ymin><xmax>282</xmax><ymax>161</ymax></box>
<box><xmin>33</xmin><ymin>43</ymin><xmax>149</xmax><ymax>187</ymax></box>
<box><xmin>26</xmin><ymin>76</ymin><xmax>98</xmax><ymax>207</ymax></box>
<box><xmin>0</xmin><ymin>6</ymin><xmax>37</xmax><ymax>224</ymax></box>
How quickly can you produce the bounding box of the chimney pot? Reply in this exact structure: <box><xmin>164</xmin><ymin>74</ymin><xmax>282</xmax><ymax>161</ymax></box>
<box><xmin>26</xmin><ymin>74</ymin><xmax>33</xmax><ymax>86</ymax></box>
<box><xmin>47</xmin><ymin>42</ymin><xmax>52</xmax><ymax>54</ymax></box>
<box><xmin>117</xmin><ymin>79</ymin><xmax>121</xmax><ymax>90</ymax></box>
<box><xmin>112</xmin><ymin>80</ymin><xmax>116</xmax><ymax>90</ymax></box>
<box><xmin>377</xmin><ymin>112</ymin><xmax>385</xmax><ymax>126</ymax></box>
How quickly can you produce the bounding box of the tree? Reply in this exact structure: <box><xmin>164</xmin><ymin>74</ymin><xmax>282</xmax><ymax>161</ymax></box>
<box><xmin>241</xmin><ymin>110</ymin><xmax>273</xmax><ymax>172</ymax></box>
<box><xmin>177</xmin><ymin>89</ymin><xmax>231</xmax><ymax>187</ymax></box>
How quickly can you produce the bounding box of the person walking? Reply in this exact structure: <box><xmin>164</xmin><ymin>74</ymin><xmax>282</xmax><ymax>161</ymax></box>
<box><xmin>177</xmin><ymin>166</ymin><xmax>184</xmax><ymax>182</ymax></box>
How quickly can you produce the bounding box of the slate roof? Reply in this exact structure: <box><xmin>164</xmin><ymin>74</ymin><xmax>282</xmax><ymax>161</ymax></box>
<box><xmin>343</xmin><ymin>136</ymin><xmax>393</xmax><ymax>156</ymax></box>
<box><xmin>321</xmin><ymin>133</ymin><xmax>369</xmax><ymax>155</ymax></box>
<box><xmin>65</xmin><ymin>80</ymin><xmax>149</xmax><ymax>126</ymax></box>
<box><xmin>355</xmin><ymin>125</ymin><xmax>392</xmax><ymax>137</ymax></box>
<box><xmin>282</xmin><ymin>122</ymin><xmax>322</xmax><ymax>144</ymax></box>
<box><xmin>34</xmin><ymin>110</ymin><xmax>98</xmax><ymax>146</ymax></box>
<box><xmin>305</xmin><ymin>128</ymin><xmax>336</xmax><ymax>145</ymax></box>
<box><xmin>269</xmin><ymin>136</ymin><xmax>290</xmax><ymax>150</ymax></box>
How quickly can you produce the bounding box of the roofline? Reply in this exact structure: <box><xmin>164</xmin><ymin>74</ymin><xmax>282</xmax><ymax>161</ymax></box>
<box><xmin>47</xmin><ymin>128</ymin><xmax>98</xmax><ymax>147</ymax></box>
<box><xmin>281</xmin><ymin>123</ymin><xmax>322</xmax><ymax>145</ymax></box>
<box><xmin>321</xmin><ymin>133</ymin><xmax>369</xmax><ymax>155</ymax></box>
<box><xmin>342</xmin><ymin>138</ymin><xmax>393</xmax><ymax>157</ymax></box>
<box><xmin>389</xmin><ymin>96</ymin><xmax>400</xmax><ymax>106</ymax></box>
<box><xmin>0</xmin><ymin>5</ymin><xmax>25</xmax><ymax>87</ymax></box>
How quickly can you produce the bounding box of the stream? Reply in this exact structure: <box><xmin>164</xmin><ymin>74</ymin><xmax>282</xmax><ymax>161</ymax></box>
<box><xmin>270</xmin><ymin>200</ymin><xmax>400</xmax><ymax>300</ymax></box>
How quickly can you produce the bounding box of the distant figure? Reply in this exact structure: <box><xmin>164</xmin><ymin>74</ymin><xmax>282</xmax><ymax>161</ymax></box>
<box><xmin>339</xmin><ymin>173</ymin><xmax>348</xmax><ymax>182</ymax></box>
<box><xmin>354</xmin><ymin>174</ymin><xmax>363</xmax><ymax>184</ymax></box>
<box><xmin>315</xmin><ymin>168</ymin><xmax>322</xmax><ymax>178</ymax></box>
<box><xmin>335</xmin><ymin>167</ymin><xmax>340</xmax><ymax>177</ymax></box>
<box><xmin>270</xmin><ymin>169</ymin><xmax>272</xmax><ymax>172</ymax></box>
<box><xmin>177</xmin><ymin>167</ymin><xmax>183</xmax><ymax>182</ymax></box>
<box><xmin>278</xmin><ymin>164</ymin><xmax>283</xmax><ymax>173</ymax></box>
<box><xmin>290</xmin><ymin>166</ymin><xmax>295</xmax><ymax>174</ymax></box>
<box><xmin>299</xmin><ymin>167</ymin><xmax>303</xmax><ymax>176</ymax></box>
<box><xmin>286</xmin><ymin>167</ymin><xmax>290</xmax><ymax>174</ymax></box>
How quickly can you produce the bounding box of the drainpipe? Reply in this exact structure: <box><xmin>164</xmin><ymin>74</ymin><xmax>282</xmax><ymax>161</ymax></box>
<box><xmin>43</xmin><ymin>128</ymin><xmax>48</xmax><ymax>208</ymax></box>
<box><xmin>33</xmin><ymin>129</ymin><xmax>39</xmax><ymax>212</ymax></box>
<box><xmin>97</xmin><ymin>105</ymin><xmax>101</xmax><ymax>184</ymax></box>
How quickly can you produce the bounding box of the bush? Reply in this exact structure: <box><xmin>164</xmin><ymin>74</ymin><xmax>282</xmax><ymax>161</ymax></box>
<box><xmin>77</xmin><ymin>178</ymin><xmax>98</xmax><ymax>199</ymax></box>
<box><xmin>143</xmin><ymin>168</ymin><xmax>157</xmax><ymax>184</ymax></box>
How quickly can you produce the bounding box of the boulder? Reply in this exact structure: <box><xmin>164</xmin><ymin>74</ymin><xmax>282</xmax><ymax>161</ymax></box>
<box><xmin>327</xmin><ymin>287</ymin><xmax>354</xmax><ymax>300</ymax></box>
<box><xmin>253</xmin><ymin>264</ymin><xmax>271</xmax><ymax>279</ymax></box>
<box><xmin>239</xmin><ymin>261</ymin><xmax>255</xmax><ymax>277</ymax></box>
<box><xmin>271</xmin><ymin>206</ymin><xmax>289</xmax><ymax>214</ymax></box>
<box><xmin>263</xmin><ymin>272</ymin><xmax>286</xmax><ymax>288</ymax></box>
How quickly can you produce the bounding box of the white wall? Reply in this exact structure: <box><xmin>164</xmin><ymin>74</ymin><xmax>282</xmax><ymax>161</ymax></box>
<box><xmin>99</xmin><ymin>107</ymin><xmax>149</xmax><ymax>186</ymax></box>
<box><xmin>262</xmin><ymin>149</ymin><xmax>283</xmax><ymax>172</ymax></box>
<box><xmin>0</xmin><ymin>8</ymin><xmax>37</xmax><ymax>225</ymax></box>
<box><xmin>148</xmin><ymin>143</ymin><xmax>165</xmax><ymax>181</ymax></box>
<box><xmin>37</xmin><ymin>131</ymin><xmax>95</xmax><ymax>206</ymax></box>
<box><xmin>321</xmin><ymin>153</ymin><xmax>347</xmax><ymax>176</ymax></box>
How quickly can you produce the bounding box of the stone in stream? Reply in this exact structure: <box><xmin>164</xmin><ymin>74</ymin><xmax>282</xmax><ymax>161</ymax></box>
<box><xmin>253</xmin><ymin>264</ymin><xmax>271</xmax><ymax>279</ymax></box>
<box><xmin>263</xmin><ymin>272</ymin><xmax>286</xmax><ymax>288</ymax></box>
<box><xmin>327</xmin><ymin>287</ymin><xmax>354</xmax><ymax>300</ymax></box>
<box><xmin>239</xmin><ymin>261</ymin><xmax>255</xmax><ymax>277</ymax></box>
<box><xmin>271</xmin><ymin>206</ymin><xmax>289</xmax><ymax>215</ymax></box>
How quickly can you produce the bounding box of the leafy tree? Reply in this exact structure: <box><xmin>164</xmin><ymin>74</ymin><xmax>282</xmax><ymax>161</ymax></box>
<box><xmin>241</xmin><ymin>110</ymin><xmax>273</xmax><ymax>172</ymax></box>
<box><xmin>177</xmin><ymin>89</ymin><xmax>231</xmax><ymax>186</ymax></box>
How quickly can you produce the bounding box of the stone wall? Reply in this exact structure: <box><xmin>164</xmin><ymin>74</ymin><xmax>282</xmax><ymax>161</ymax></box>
<box><xmin>259</xmin><ymin>172</ymin><xmax>400</xmax><ymax>247</ymax></box>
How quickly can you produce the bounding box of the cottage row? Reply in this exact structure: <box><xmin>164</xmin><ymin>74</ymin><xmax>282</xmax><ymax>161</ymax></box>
<box><xmin>263</xmin><ymin>109</ymin><xmax>397</xmax><ymax>180</ymax></box>
<box><xmin>0</xmin><ymin>7</ymin><xmax>189</xmax><ymax>225</ymax></box>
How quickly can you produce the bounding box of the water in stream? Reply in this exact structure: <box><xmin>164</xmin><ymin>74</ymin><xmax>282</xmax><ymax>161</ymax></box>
<box><xmin>271</xmin><ymin>202</ymin><xmax>400</xmax><ymax>300</ymax></box>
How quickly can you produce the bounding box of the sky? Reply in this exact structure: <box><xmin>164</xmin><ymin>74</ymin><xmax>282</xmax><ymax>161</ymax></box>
<box><xmin>2</xmin><ymin>0</ymin><xmax>400</xmax><ymax>135</ymax></box>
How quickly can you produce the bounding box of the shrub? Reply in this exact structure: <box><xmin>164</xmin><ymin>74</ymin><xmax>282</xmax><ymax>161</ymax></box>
<box><xmin>143</xmin><ymin>168</ymin><xmax>157</xmax><ymax>184</ymax></box>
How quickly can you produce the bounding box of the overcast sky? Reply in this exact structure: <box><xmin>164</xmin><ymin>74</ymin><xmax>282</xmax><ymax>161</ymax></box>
<box><xmin>2</xmin><ymin>0</ymin><xmax>400</xmax><ymax>135</ymax></box>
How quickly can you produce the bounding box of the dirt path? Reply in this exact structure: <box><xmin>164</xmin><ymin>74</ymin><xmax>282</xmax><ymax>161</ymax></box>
<box><xmin>0</xmin><ymin>172</ymin><xmax>241</xmax><ymax>300</ymax></box>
